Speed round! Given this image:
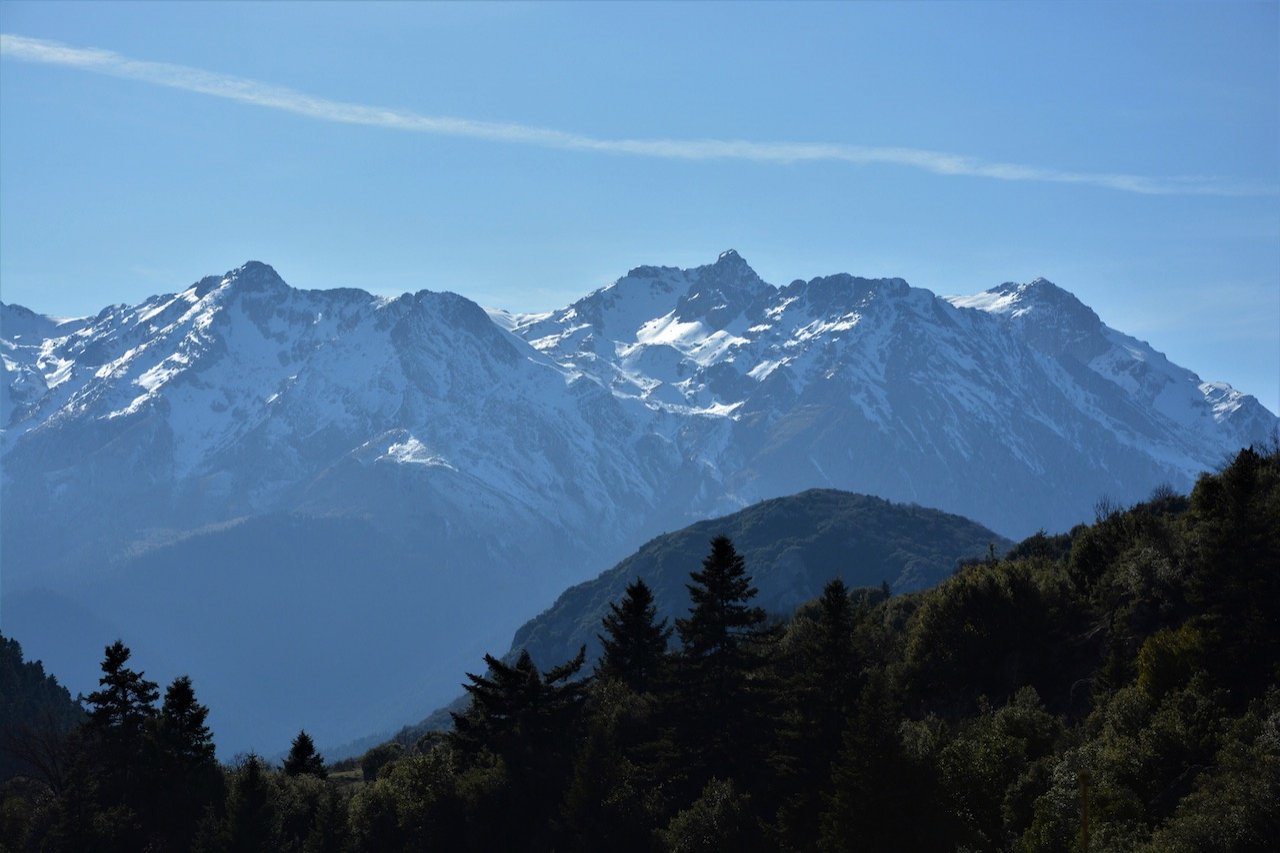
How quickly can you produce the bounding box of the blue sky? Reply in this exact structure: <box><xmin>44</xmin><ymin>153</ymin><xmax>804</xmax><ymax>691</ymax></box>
<box><xmin>2</xmin><ymin>1</ymin><xmax>1277</xmax><ymax>412</ymax></box>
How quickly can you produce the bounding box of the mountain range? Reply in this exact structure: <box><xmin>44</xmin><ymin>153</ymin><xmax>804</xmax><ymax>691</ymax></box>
<box><xmin>2</xmin><ymin>251</ymin><xmax>1273</xmax><ymax>753</ymax></box>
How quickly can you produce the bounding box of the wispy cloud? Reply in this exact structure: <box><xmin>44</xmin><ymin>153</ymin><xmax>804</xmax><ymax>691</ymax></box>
<box><xmin>2</xmin><ymin>33</ymin><xmax>1272</xmax><ymax>197</ymax></box>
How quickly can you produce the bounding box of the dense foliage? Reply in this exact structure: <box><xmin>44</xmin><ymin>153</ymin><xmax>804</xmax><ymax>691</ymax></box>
<box><xmin>0</xmin><ymin>635</ymin><xmax>83</xmax><ymax>786</ymax></box>
<box><xmin>1</xmin><ymin>446</ymin><xmax>1276</xmax><ymax>851</ymax></box>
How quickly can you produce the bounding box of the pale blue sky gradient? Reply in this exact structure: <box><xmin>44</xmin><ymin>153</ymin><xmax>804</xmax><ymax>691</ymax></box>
<box><xmin>1</xmin><ymin>1</ymin><xmax>1277</xmax><ymax>411</ymax></box>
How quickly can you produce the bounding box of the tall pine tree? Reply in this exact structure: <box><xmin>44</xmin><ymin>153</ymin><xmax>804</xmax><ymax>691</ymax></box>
<box><xmin>85</xmin><ymin>640</ymin><xmax>159</xmax><ymax>757</ymax></box>
<box><xmin>283</xmin><ymin>730</ymin><xmax>327</xmax><ymax>778</ymax></box>
<box><xmin>153</xmin><ymin>676</ymin><xmax>215</xmax><ymax>768</ymax></box>
<box><xmin>676</xmin><ymin>536</ymin><xmax>767</xmax><ymax>664</ymax></box>
<box><xmin>596</xmin><ymin>578</ymin><xmax>672</xmax><ymax>693</ymax></box>
<box><xmin>73</xmin><ymin>640</ymin><xmax>161</xmax><ymax>849</ymax></box>
<box><xmin>671</xmin><ymin>536</ymin><xmax>772</xmax><ymax>794</ymax></box>
<box><xmin>149</xmin><ymin>675</ymin><xmax>223</xmax><ymax>850</ymax></box>
<box><xmin>775</xmin><ymin>578</ymin><xmax>862</xmax><ymax>850</ymax></box>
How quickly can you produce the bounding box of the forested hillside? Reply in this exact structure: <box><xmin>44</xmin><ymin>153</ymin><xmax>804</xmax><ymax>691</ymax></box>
<box><xmin>0</xmin><ymin>636</ymin><xmax>83</xmax><ymax>784</ymax></box>
<box><xmin>511</xmin><ymin>489</ymin><xmax>1007</xmax><ymax>675</ymax></box>
<box><xmin>1</xmin><ymin>445</ymin><xmax>1276</xmax><ymax>851</ymax></box>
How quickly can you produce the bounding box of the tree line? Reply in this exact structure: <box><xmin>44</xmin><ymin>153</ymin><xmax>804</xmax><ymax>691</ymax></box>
<box><xmin>2</xmin><ymin>445</ymin><xmax>1277</xmax><ymax>851</ymax></box>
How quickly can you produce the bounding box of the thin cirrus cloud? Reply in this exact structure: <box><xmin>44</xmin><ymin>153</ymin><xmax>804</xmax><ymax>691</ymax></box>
<box><xmin>1</xmin><ymin>32</ymin><xmax>1272</xmax><ymax>197</ymax></box>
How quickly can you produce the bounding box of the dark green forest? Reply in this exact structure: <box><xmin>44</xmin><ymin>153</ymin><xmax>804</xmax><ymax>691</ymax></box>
<box><xmin>2</xmin><ymin>446</ymin><xmax>1277</xmax><ymax>851</ymax></box>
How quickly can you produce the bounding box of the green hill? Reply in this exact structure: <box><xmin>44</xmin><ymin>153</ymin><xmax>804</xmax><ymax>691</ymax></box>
<box><xmin>510</xmin><ymin>488</ymin><xmax>1008</xmax><ymax>668</ymax></box>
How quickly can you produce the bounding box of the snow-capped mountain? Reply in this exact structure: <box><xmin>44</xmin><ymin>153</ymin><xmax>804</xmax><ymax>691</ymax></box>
<box><xmin>502</xmin><ymin>250</ymin><xmax>1272</xmax><ymax>536</ymax></box>
<box><xmin>2</xmin><ymin>263</ymin><xmax>701</xmax><ymax>586</ymax></box>
<box><xmin>2</xmin><ymin>253</ymin><xmax>1273</xmax><ymax>753</ymax></box>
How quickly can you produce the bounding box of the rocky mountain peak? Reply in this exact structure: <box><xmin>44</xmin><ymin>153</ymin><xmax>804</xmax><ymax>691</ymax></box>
<box><xmin>701</xmin><ymin>248</ymin><xmax>761</xmax><ymax>284</ymax></box>
<box><xmin>218</xmin><ymin>261</ymin><xmax>290</xmax><ymax>297</ymax></box>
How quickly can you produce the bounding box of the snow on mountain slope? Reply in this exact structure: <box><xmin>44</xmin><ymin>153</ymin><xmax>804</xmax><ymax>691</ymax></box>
<box><xmin>3</xmin><ymin>264</ymin><xmax>699</xmax><ymax>561</ymax></box>
<box><xmin>2</xmin><ymin>262</ymin><xmax>711</xmax><ymax>752</ymax></box>
<box><xmin>949</xmin><ymin>279</ymin><xmax>1275</xmax><ymax>468</ymax></box>
<box><xmin>2</xmin><ymin>253</ymin><xmax>1274</xmax><ymax>754</ymax></box>
<box><xmin>504</xmin><ymin>253</ymin><xmax>1274</xmax><ymax>535</ymax></box>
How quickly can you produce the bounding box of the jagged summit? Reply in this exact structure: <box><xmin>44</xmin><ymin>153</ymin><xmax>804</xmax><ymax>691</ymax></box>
<box><xmin>217</xmin><ymin>260</ymin><xmax>290</xmax><ymax>296</ymax></box>
<box><xmin>712</xmin><ymin>248</ymin><xmax>751</xmax><ymax>270</ymax></box>
<box><xmin>233</xmin><ymin>259</ymin><xmax>281</xmax><ymax>278</ymax></box>
<box><xmin>692</xmin><ymin>248</ymin><xmax>767</xmax><ymax>290</ymax></box>
<box><xmin>949</xmin><ymin>276</ymin><xmax>1100</xmax><ymax>326</ymax></box>
<box><xmin>711</xmin><ymin>247</ymin><xmax>757</xmax><ymax>271</ymax></box>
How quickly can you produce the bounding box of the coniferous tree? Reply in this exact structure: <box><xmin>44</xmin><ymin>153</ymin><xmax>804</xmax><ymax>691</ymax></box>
<box><xmin>154</xmin><ymin>676</ymin><xmax>215</xmax><ymax>768</ymax></box>
<box><xmin>0</xmin><ymin>634</ymin><xmax>83</xmax><ymax>788</ymax></box>
<box><xmin>557</xmin><ymin>674</ymin><xmax>672</xmax><ymax>852</ymax></box>
<box><xmin>676</xmin><ymin>536</ymin><xmax>767</xmax><ymax>664</ymax></box>
<box><xmin>596</xmin><ymin>578</ymin><xmax>672</xmax><ymax>693</ymax></box>
<box><xmin>283</xmin><ymin>730</ymin><xmax>327</xmax><ymax>778</ymax></box>
<box><xmin>59</xmin><ymin>640</ymin><xmax>162</xmax><ymax>850</ymax></box>
<box><xmin>84</xmin><ymin>640</ymin><xmax>159</xmax><ymax>760</ymax></box>
<box><xmin>670</xmin><ymin>536</ymin><xmax>772</xmax><ymax>794</ymax></box>
<box><xmin>776</xmin><ymin>578</ymin><xmax>861</xmax><ymax>849</ymax></box>
<box><xmin>820</xmin><ymin>669</ymin><xmax>901</xmax><ymax>850</ymax></box>
<box><xmin>819</xmin><ymin>669</ymin><xmax>951</xmax><ymax>852</ymax></box>
<box><xmin>221</xmin><ymin>754</ymin><xmax>278</xmax><ymax>851</ymax></box>
<box><xmin>451</xmin><ymin>647</ymin><xmax>588</xmax><ymax>849</ymax></box>
<box><xmin>149</xmin><ymin>675</ymin><xmax>223</xmax><ymax>851</ymax></box>
<box><xmin>451</xmin><ymin>648</ymin><xmax>587</xmax><ymax>773</ymax></box>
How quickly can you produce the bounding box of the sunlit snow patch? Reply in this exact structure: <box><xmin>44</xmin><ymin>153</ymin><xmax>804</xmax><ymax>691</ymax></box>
<box><xmin>380</xmin><ymin>436</ymin><xmax>456</xmax><ymax>469</ymax></box>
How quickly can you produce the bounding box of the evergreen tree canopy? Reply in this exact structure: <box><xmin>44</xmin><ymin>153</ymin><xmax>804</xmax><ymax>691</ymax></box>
<box><xmin>154</xmin><ymin>675</ymin><xmax>215</xmax><ymax>768</ymax></box>
<box><xmin>150</xmin><ymin>675</ymin><xmax>223</xmax><ymax>851</ymax></box>
<box><xmin>0</xmin><ymin>633</ymin><xmax>83</xmax><ymax>786</ymax></box>
<box><xmin>775</xmin><ymin>578</ymin><xmax>863</xmax><ymax>850</ymax></box>
<box><xmin>676</xmin><ymin>535</ymin><xmax>767</xmax><ymax>663</ymax></box>
<box><xmin>451</xmin><ymin>647</ymin><xmax>587</xmax><ymax>777</ymax></box>
<box><xmin>84</xmin><ymin>639</ymin><xmax>159</xmax><ymax>748</ymax></box>
<box><xmin>221</xmin><ymin>754</ymin><xmax>278</xmax><ymax>850</ymax></box>
<box><xmin>670</xmin><ymin>536</ymin><xmax>774</xmax><ymax>794</ymax></box>
<box><xmin>283</xmin><ymin>729</ymin><xmax>327</xmax><ymax>778</ymax></box>
<box><xmin>45</xmin><ymin>641</ymin><xmax>162</xmax><ymax>851</ymax></box>
<box><xmin>596</xmin><ymin>578</ymin><xmax>672</xmax><ymax>693</ymax></box>
<box><xmin>804</xmin><ymin>578</ymin><xmax>860</xmax><ymax>704</ymax></box>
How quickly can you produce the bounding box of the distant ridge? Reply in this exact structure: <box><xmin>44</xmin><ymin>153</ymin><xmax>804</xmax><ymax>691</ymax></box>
<box><xmin>510</xmin><ymin>488</ymin><xmax>1010</xmax><ymax>672</ymax></box>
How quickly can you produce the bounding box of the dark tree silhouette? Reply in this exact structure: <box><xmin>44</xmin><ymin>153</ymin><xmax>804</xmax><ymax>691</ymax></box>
<box><xmin>221</xmin><ymin>755</ymin><xmax>278</xmax><ymax>850</ymax></box>
<box><xmin>671</xmin><ymin>536</ymin><xmax>772</xmax><ymax>791</ymax></box>
<box><xmin>45</xmin><ymin>641</ymin><xmax>161</xmax><ymax>851</ymax></box>
<box><xmin>451</xmin><ymin>648</ymin><xmax>587</xmax><ymax>773</ymax></box>
<box><xmin>451</xmin><ymin>647</ymin><xmax>588</xmax><ymax>849</ymax></box>
<box><xmin>676</xmin><ymin>536</ymin><xmax>767</xmax><ymax>664</ymax></box>
<box><xmin>776</xmin><ymin>578</ymin><xmax>862</xmax><ymax>849</ymax></box>
<box><xmin>84</xmin><ymin>640</ymin><xmax>159</xmax><ymax>754</ymax></box>
<box><xmin>283</xmin><ymin>729</ymin><xmax>327</xmax><ymax>778</ymax></box>
<box><xmin>596</xmin><ymin>578</ymin><xmax>672</xmax><ymax>693</ymax></box>
<box><xmin>154</xmin><ymin>676</ymin><xmax>215</xmax><ymax>768</ymax></box>
<box><xmin>149</xmin><ymin>675</ymin><xmax>223</xmax><ymax>849</ymax></box>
